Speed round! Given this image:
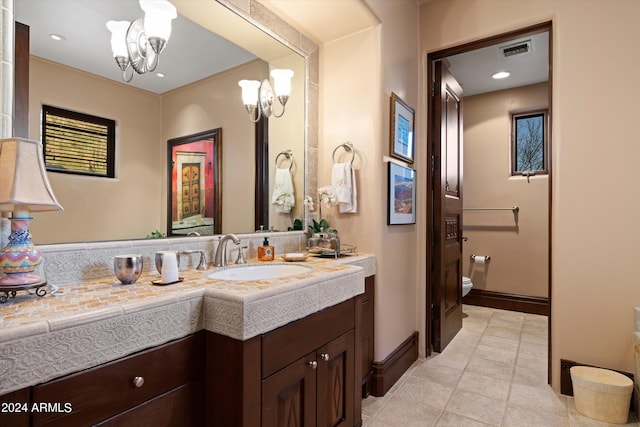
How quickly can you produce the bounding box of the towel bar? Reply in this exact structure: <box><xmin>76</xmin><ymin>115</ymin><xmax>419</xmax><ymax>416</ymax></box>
<box><xmin>275</xmin><ymin>149</ymin><xmax>294</xmax><ymax>171</ymax></box>
<box><xmin>463</xmin><ymin>206</ymin><xmax>519</xmax><ymax>213</ymax></box>
<box><xmin>332</xmin><ymin>141</ymin><xmax>355</xmax><ymax>164</ymax></box>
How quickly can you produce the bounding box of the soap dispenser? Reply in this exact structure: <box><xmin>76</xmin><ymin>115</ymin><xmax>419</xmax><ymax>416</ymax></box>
<box><xmin>258</xmin><ymin>237</ymin><xmax>275</xmax><ymax>261</ymax></box>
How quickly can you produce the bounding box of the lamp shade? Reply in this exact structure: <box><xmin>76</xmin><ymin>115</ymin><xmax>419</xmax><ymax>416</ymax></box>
<box><xmin>140</xmin><ymin>0</ymin><xmax>177</xmax><ymax>41</ymax></box>
<box><xmin>0</xmin><ymin>138</ymin><xmax>63</xmax><ymax>213</ymax></box>
<box><xmin>270</xmin><ymin>69</ymin><xmax>294</xmax><ymax>97</ymax></box>
<box><xmin>106</xmin><ymin>20</ymin><xmax>130</xmax><ymax>58</ymax></box>
<box><xmin>238</xmin><ymin>80</ymin><xmax>261</xmax><ymax>106</ymax></box>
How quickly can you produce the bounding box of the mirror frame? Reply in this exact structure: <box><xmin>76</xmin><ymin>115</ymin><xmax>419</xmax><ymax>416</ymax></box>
<box><xmin>255</xmin><ymin>117</ymin><xmax>268</xmax><ymax>230</ymax></box>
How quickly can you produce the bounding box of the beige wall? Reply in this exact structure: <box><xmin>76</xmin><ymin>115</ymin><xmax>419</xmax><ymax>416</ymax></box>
<box><xmin>29</xmin><ymin>57</ymin><xmax>273</xmax><ymax>242</ymax></box>
<box><xmin>320</xmin><ymin>0</ymin><xmax>420</xmax><ymax>361</ymax></box>
<box><xmin>161</xmin><ymin>60</ymin><xmax>267</xmax><ymax>234</ymax></box>
<box><xmin>463</xmin><ymin>83</ymin><xmax>548</xmax><ymax>298</ymax></box>
<box><xmin>268</xmin><ymin>54</ymin><xmax>306</xmax><ymax>232</ymax></box>
<box><xmin>420</xmin><ymin>0</ymin><xmax>640</xmax><ymax>391</ymax></box>
<box><xmin>28</xmin><ymin>57</ymin><xmax>163</xmax><ymax>243</ymax></box>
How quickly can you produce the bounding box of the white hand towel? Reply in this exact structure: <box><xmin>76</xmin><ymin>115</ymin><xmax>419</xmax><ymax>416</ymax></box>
<box><xmin>271</xmin><ymin>167</ymin><xmax>295</xmax><ymax>212</ymax></box>
<box><xmin>332</xmin><ymin>162</ymin><xmax>357</xmax><ymax>213</ymax></box>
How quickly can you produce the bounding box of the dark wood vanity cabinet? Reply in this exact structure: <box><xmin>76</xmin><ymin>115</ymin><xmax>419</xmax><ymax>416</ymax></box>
<box><xmin>357</xmin><ymin>276</ymin><xmax>375</xmax><ymax>398</ymax></box>
<box><xmin>1</xmin><ymin>274</ymin><xmax>376</xmax><ymax>427</ymax></box>
<box><xmin>262</xmin><ymin>330</ymin><xmax>355</xmax><ymax>427</ymax></box>
<box><xmin>206</xmin><ymin>297</ymin><xmax>361</xmax><ymax>427</ymax></box>
<box><xmin>31</xmin><ymin>332</ymin><xmax>205</xmax><ymax>427</ymax></box>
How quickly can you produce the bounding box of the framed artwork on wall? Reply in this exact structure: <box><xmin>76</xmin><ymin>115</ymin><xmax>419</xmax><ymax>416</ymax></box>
<box><xmin>389</xmin><ymin>92</ymin><xmax>415</xmax><ymax>163</ymax></box>
<box><xmin>387</xmin><ymin>162</ymin><xmax>416</xmax><ymax>225</ymax></box>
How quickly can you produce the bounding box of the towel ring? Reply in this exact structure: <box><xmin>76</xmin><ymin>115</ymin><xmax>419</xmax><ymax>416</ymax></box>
<box><xmin>332</xmin><ymin>141</ymin><xmax>355</xmax><ymax>164</ymax></box>
<box><xmin>275</xmin><ymin>150</ymin><xmax>294</xmax><ymax>171</ymax></box>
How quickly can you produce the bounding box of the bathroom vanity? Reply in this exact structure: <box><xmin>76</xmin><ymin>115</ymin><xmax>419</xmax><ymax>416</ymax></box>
<box><xmin>0</xmin><ymin>253</ymin><xmax>375</xmax><ymax>427</ymax></box>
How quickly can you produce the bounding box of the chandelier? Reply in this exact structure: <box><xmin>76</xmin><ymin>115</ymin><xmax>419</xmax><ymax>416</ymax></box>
<box><xmin>106</xmin><ymin>0</ymin><xmax>177</xmax><ymax>83</ymax></box>
<box><xmin>238</xmin><ymin>69</ymin><xmax>294</xmax><ymax>122</ymax></box>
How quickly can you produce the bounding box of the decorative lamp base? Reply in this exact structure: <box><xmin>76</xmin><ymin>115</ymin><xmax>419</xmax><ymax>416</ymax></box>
<box><xmin>0</xmin><ymin>272</ymin><xmax>44</xmax><ymax>286</ymax></box>
<box><xmin>0</xmin><ymin>216</ymin><xmax>44</xmax><ymax>286</ymax></box>
<box><xmin>0</xmin><ymin>280</ymin><xmax>47</xmax><ymax>303</ymax></box>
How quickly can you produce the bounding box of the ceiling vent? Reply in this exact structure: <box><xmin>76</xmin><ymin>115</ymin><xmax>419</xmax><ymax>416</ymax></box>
<box><xmin>500</xmin><ymin>40</ymin><xmax>532</xmax><ymax>58</ymax></box>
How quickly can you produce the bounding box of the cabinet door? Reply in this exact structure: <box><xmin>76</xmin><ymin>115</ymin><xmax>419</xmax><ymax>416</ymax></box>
<box><xmin>262</xmin><ymin>351</ymin><xmax>317</xmax><ymax>427</ymax></box>
<box><xmin>317</xmin><ymin>331</ymin><xmax>355</xmax><ymax>427</ymax></box>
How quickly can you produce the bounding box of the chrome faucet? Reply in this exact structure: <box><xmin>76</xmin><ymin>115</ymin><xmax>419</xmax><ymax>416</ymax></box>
<box><xmin>213</xmin><ymin>234</ymin><xmax>241</xmax><ymax>267</ymax></box>
<box><xmin>181</xmin><ymin>250</ymin><xmax>208</xmax><ymax>270</ymax></box>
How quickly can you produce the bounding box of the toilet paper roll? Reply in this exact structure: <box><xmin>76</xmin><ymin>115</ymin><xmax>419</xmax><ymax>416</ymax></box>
<box><xmin>472</xmin><ymin>255</ymin><xmax>489</xmax><ymax>264</ymax></box>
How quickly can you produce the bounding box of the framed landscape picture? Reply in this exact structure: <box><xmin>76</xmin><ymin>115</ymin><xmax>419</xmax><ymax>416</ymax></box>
<box><xmin>388</xmin><ymin>162</ymin><xmax>416</xmax><ymax>225</ymax></box>
<box><xmin>390</xmin><ymin>92</ymin><xmax>415</xmax><ymax>163</ymax></box>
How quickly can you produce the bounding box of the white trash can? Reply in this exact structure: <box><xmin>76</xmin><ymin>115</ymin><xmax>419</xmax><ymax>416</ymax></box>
<box><xmin>570</xmin><ymin>366</ymin><xmax>633</xmax><ymax>424</ymax></box>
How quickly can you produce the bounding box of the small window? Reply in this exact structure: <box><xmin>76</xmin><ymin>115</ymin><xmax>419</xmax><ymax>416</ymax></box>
<box><xmin>511</xmin><ymin>110</ymin><xmax>548</xmax><ymax>176</ymax></box>
<box><xmin>42</xmin><ymin>105</ymin><xmax>115</xmax><ymax>178</ymax></box>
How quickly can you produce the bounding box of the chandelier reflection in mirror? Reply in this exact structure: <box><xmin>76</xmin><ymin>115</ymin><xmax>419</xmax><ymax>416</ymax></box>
<box><xmin>106</xmin><ymin>0</ymin><xmax>177</xmax><ymax>83</ymax></box>
<box><xmin>238</xmin><ymin>69</ymin><xmax>294</xmax><ymax>122</ymax></box>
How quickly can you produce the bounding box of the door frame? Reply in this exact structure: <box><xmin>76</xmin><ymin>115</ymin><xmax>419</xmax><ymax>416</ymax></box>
<box><xmin>425</xmin><ymin>21</ymin><xmax>553</xmax><ymax>384</ymax></box>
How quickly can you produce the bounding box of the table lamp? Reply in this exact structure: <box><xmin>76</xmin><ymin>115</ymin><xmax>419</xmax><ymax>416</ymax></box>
<box><xmin>0</xmin><ymin>138</ymin><xmax>63</xmax><ymax>287</ymax></box>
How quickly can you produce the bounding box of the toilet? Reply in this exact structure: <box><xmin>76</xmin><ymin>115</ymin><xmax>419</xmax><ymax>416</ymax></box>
<box><xmin>462</xmin><ymin>276</ymin><xmax>473</xmax><ymax>297</ymax></box>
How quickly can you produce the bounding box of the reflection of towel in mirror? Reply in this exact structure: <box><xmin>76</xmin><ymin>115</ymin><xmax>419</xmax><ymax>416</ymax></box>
<box><xmin>271</xmin><ymin>168</ymin><xmax>295</xmax><ymax>212</ymax></box>
<box><xmin>332</xmin><ymin>162</ymin><xmax>357</xmax><ymax>213</ymax></box>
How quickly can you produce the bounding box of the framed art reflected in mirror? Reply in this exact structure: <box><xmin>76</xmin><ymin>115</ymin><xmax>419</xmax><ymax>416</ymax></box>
<box><xmin>167</xmin><ymin>129</ymin><xmax>222</xmax><ymax>236</ymax></box>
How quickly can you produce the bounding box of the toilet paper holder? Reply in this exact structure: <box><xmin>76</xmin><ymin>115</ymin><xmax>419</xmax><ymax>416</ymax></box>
<box><xmin>470</xmin><ymin>255</ymin><xmax>491</xmax><ymax>262</ymax></box>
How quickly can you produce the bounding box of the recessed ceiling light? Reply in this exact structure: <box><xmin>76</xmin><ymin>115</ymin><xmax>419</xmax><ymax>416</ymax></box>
<box><xmin>49</xmin><ymin>34</ymin><xmax>66</xmax><ymax>42</ymax></box>
<box><xmin>492</xmin><ymin>71</ymin><xmax>510</xmax><ymax>79</ymax></box>
<box><xmin>156</xmin><ymin>72</ymin><xmax>166</xmax><ymax>78</ymax></box>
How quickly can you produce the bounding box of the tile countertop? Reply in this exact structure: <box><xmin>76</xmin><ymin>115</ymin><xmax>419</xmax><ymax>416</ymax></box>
<box><xmin>0</xmin><ymin>253</ymin><xmax>374</xmax><ymax>395</ymax></box>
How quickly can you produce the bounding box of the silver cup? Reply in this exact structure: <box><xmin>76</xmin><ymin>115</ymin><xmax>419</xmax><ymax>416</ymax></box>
<box><xmin>114</xmin><ymin>254</ymin><xmax>143</xmax><ymax>284</ymax></box>
<box><xmin>155</xmin><ymin>251</ymin><xmax>181</xmax><ymax>273</ymax></box>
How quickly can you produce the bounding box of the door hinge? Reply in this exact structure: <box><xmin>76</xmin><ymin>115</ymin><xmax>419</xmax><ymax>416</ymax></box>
<box><xmin>432</xmin><ymin>304</ymin><xmax>440</xmax><ymax>319</ymax></box>
<box><xmin>431</xmin><ymin>155</ymin><xmax>439</xmax><ymax>172</ymax></box>
<box><xmin>431</xmin><ymin>231</ymin><xmax>440</xmax><ymax>246</ymax></box>
<box><xmin>431</xmin><ymin>81</ymin><xmax>435</xmax><ymax>97</ymax></box>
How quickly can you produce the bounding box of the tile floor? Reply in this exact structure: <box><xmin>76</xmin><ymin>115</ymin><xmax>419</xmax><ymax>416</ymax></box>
<box><xmin>362</xmin><ymin>305</ymin><xmax>639</xmax><ymax>426</ymax></box>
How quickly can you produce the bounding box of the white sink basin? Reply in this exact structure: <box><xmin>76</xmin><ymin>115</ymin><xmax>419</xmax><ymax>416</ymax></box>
<box><xmin>207</xmin><ymin>263</ymin><xmax>312</xmax><ymax>281</ymax></box>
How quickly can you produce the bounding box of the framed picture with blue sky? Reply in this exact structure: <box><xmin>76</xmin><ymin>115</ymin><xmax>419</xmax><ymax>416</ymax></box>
<box><xmin>389</xmin><ymin>92</ymin><xmax>415</xmax><ymax>164</ymax></box>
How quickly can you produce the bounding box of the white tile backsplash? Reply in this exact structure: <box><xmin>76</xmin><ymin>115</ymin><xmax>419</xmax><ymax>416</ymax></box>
<box><xmin>37</xmin><ymin>232</ymin><xmax>307</xmax><ymax>286</ymax></box>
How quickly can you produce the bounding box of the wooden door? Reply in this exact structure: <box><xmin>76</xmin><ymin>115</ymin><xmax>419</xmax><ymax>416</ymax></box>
<box><xmin>432</xmin><ymin>60</ymin><xmax>464</xmax><ymax>352</ymax></box>
<box><xmin>317</xmin><ymin>331</ymin><xmax>355</xmax><ymax>427</ymax></box>
<box><xmin>181</xmin><ymin>163</ymin><xmax>200</xmax><ymax>218</ymax></box>
<box><xmin>262</xmin><ymin>351</ymin><xmax>317</xmax><ymax>427</ymax></box>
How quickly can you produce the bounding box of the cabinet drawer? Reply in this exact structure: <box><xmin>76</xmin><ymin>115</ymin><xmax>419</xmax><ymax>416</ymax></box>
<box><xmin>32</xmin><ymin>332</ymin><xmax>204</xmax><ymax>427</ymax></box>
<box><xmin>95</xmin><ymin>380</ymin><xmax>204</xmax><ymax>427</ymax></box>
<box><xmin>262</xmin><ymin>298</ymin><xmax>354</xmax><ymax>378</ymax></box>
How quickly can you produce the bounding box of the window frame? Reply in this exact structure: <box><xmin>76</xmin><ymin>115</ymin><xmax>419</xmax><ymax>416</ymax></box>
<box><xmin>42</xmin><ymin>105</ymin><xmax>116</xmax><ymax>178</ymax></box>
<box><xmin>510</xmin><ymin>109</ymin><xmax>549</xmax><ymax>176</ymax></box>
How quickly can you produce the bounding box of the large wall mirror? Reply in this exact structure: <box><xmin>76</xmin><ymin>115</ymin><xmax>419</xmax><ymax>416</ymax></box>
<box><xmin>14</xmin><ymin>0</ymin><xmax>308</xmax><ymax>244</ymax></box>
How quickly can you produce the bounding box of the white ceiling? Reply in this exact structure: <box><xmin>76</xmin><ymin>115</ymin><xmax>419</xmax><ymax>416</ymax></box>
<box><xmin>259</xmin><ymin>0</ymin><xmax>379</xmax><ymax>44</ymax></box>
<box><xmin>15</xmin><ymin>0</ymin><xmax>257</xmax><ymax>94</ymax></box>
<box><xmin>446</xmin><ymin>32</ymin><xmax>549</xmax><ymax>96</ymax></box>
<box><xmin>259</xmin><ymin>0</ymin><xmax>547</xmax><ymax>96</ymax></box>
